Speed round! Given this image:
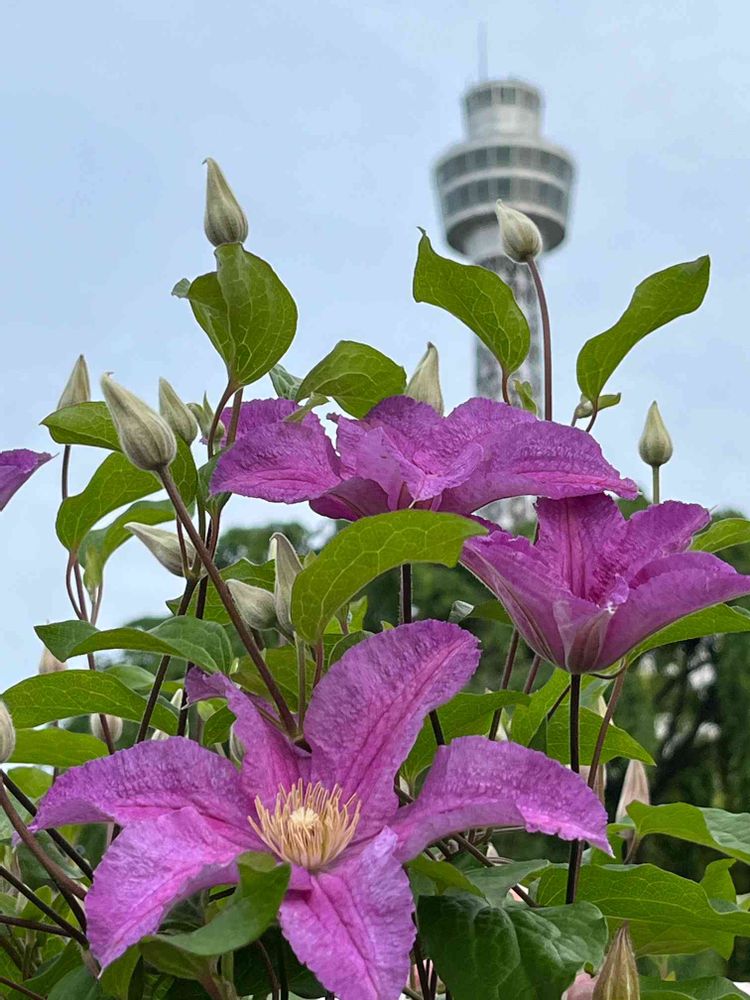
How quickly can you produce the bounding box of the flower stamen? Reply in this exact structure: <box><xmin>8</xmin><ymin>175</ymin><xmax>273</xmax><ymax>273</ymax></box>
<box><xmin>249</xmin><ymin>780</ymin><xmax>361</xmax><ymax>871</ymax></box>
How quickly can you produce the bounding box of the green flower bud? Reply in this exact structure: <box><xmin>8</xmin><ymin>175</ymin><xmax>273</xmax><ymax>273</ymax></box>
<box><xmin>125</xmin><ymin>522</ymin><xmax>199</xmax><ymax>578</ymax></box>
<box><xmin>204</xmin><ymin>158</ymin><xmax>248</xmax><ymax>248</ymax></box>
<box><xmin>90</xmin><ymin>713</ymin><xmax>123</xmax><ymax>745</ymax></box>
<box><xmin>187</xmin><ymin>395</ymin><xmax>226</xmax><ymax>442</ymax></box>
<box><xmin>159</xmin><ymin>378</ymin><xmax>198</xmax><ymax>445</ymax></box>
<box><xmin>101</xmin><ymin>375</ymin><xmax>177</xmax><ymax>472</ymax></box>
<box><xmin>227</xmin><ymin>579</ymin><xmax>277</xmax><ymax>630</ymax></box>
<box><xmin>39</xmin><ymin>646</ymin><xmax>66</xmax><ymax>674</ymax></box>
<box><xmin>270</xmin><ymin>532</ymin><xmax>303</xmax><ymax>635</ymax></box>
<box><xmin>57</xmin><ymin>355</ymin><xmax>91</xmax><ymax>410</ymax></box>
<box><xmin>638</xmin><ymin>401</ymin><xmax>673</xmax><ymax>469</ymax></box>
<box><xmin>496</xmin><ymin>201</ymin><xmax>543</xmax><ymax>262</ymax></box>
<box><xmin>406</xmin><ymin>342</ymin><xmax>444</xmax><ymax>415</ymax></box>
<box><xmin>574</xmin><ymin>395</ymin><xmax>594</xmax><ymax>421</ymax></box>
<box><xmin>592</xmin><ymin>924</ymin><xmax>640</xmax><ymax>1000</ymax></box>
<box><xmin>0</xmin><ymin>701</ymin><xmax>16</xmax><ymax>764</ymax></box>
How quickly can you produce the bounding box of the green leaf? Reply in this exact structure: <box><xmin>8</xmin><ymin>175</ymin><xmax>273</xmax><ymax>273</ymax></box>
<box><xmin>511</xmin><ymin>670</ymin><xmax>570</xmax><ymax>747</ymax></box>
<box><xmin>577</xmin><ymin>256</ymin><xmax>710</xmax><ymax>403</ymax></box>
<box><xmin>640</xmin><ymin>976</ymin><xmax>747</xmax><ymax>999</ymax></box>
<box><xmin>634</xmin><ymin>603</ymin><xmax>750</xmax><ymax>656</ymax></box>
<box><xmin>413</xmin><ymin>231</ymin><xmax>530</xmax><ymax>379</ymax></box>
<box><xmin>296</xmin><ymin>340</ymin><xmax>406</xmax><ymax>418</ymax></box>
<box><xmin>2</xmin><ymin>670</ymin><xmax>177</xmax><ymax>735</ymax></box>
<box><xmin>691</xmin><ymin>518</ymin><xmax>750</xmax><ymax>554</ymax></box>
<box><xmin>419</xmin><ymin>893</ymin><xmax>607</xmax><ymax>1000</ymax></box>
<box><xmin>627</xmin><ymin>802</ymin><xmax>750</xmax><ymax>865</ymax></box>
<box><xmin>291</xmin><ymin>510</ymin><xmax>486</xmax><ymax>641</ymax></box>
<box><xmin>36</xmin><ymin>617</ymin><xmax>232</xmax><ymax>674</ymax></box>
<box><xmin>168</xmin><ymin>559</ymin><xmax>275</xmax><ymax>624</ymax></box>
<box><xmin>41</xmin><ymin>401</ymin><xmax>121</xmax><ymax>450</ymax></box>
<box><xmin>408</xmin><ymin>856</ymin><xmax>484</xmax><ymax>897</ymax></box>
<box><xmin>11</xmin><ymin>728</ymin><xmax>107</xmax><ymax>767</ymax></box>
<box><xmin>466</xmin><ymin>860</ymin><xmax>553</xmax><ymax>908</ymax></box>
<box><xmin>269</xmin><ymin>362</ymin><xmax>303</xmax><ymax>399</ymax></box>
<box><xmin>140</xmin><ymin>938</ymin><xmax>209</xmax><ymax>981</ymax></box>
<box><xmin>513</xmin><ymin>379</ymin><xmax>537</xmax><ymax>414</ymax></box>
<box><xmin>536</xmin><ymin>863</ymin><xmax>750</xmax><ymax>957</ymax></box>
<box><xmin>701</xmin><ymin>860</ymin><xmax>737</xmax><ymax>904</ymax></box>
<box><xmin>546</xmin><ymin>705</ymin><xmax>654</xmax><ymax>766</ymax></box>
<box><xmin>449</xmin><ymin>599</ymin><xmax>513</xmax><ymax>627</ymax></box>
<box><xmin>48</xmin><ymin>966</ymin><xmax>106</xmax><ymax>1000</ymax></box>
<box><xmin>202</xmin><ymin>705</ymin><xmax>235</xmax><ymax>745</ymax></box>
<box><xmin>15</xmin><ymin>940</ymin><xmax>82</xmax><ymax>1000</ymax></box>
<box><xmin>100</xmin><ymin>947</ymin><xmax>141</xmax><ymax>1000</ymax></box>
<box><xmin>175</xmin><ymin>244</ymin><xmax>297</xmax><ymax>388</ymax></box>
<box><xmin>403</xmin><ymin>690</ymin><xmax>529</xmax><ymax>780</ymax></box>
<box><xmin>79</xmin><ymin>499</ymin><xmax>175</xmax><ymax>593</ymax></box>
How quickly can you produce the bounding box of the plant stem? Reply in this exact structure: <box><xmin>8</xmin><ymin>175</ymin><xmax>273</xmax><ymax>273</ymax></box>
<box><xmin>276</xmin><ymin>934</ymin><xmax>289</xmax><ymax>1000</ymax></box>
<box><xmin>207</xmin><ymin>383</ymin><xmax>235</xmax><ymax>458</ymax></box>
<box><xmin>565</xmin><ymin>674</ymin><xmax>582</xmax><ymax>904</ymax></box>
<box><xmin>160</xmin><ymin>469</ymin><xmax>297</xmax><ymax>734</ymax></box>
<box><xmin>488</xmin><ymin>631</ymin><xmax>521</xmax><ymax>741</ymax></box>
<box><xmin>652</xmin><ymin>465</ymin><xmax>661</xmax><ymax>505</ymax></box>
<box><xmin>412</xmin><ymin>936</ymin><xmax>432</xmax><ymax>999</ymax></box>
<box><xmin>523</xmin><ymin>654</ymin><xmax>542</xmax><ymax>694</ymax></box>
<box><xmin>296</xmin><ymin>637</ymin><xmax>308</xmax><ymax>726</ymax></box>
<box><xmin>0</xmin><ymin>865</ymin><xmax>86</xmax><ymax>945</ymax></box>
<box><xmin>0</xmin><ymin>913</ymin><xmax>79</xmax><ymax>939</ymax></box>
<box><xmin>528</xmin><ymin>258</ymin><xmax>553</xmax><ymax>422</ymax></box>
<box><xmin>587</xmin><ymin>666</ymin><xmax>628</xmax><ymax>793</ymax></box>
<box><xmin>0</xmin><ymin>976</ymin><xmax>45</xmax><ymax>1000</ymax></box>
<box><xmin>401</xmin><ymin>564</ymin><xmax>444</xmax><ymax>745</ymax></box>
<box><xmin>180</xmin><ymin>577</ymin><xmax>209</xmax><ymax>737</ymax></box>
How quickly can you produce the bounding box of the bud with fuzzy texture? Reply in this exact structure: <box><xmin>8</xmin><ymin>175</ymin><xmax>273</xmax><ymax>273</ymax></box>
<box><xmin>152</xmin><ymin>690</ymin><xmax>183</xmax><ymax>740</ymax></box>
<box><xmin>204</xmin><ymin>158</ymin><xmax>248</xmax><ymax>248</ymax></box>
<box><xmin>39</xmin><ymin>647</ymin><xmax>66</xmax><ymax>674</ymax></box>
<box><xmin>125</xmin><ymin>522</ymin><xmax>199</xmax><ymax>578</ymax></box>
<box><xmin>227</xmin><ymin>579</ymin><xmax>277</xmax><ymax>630</ymax></box>
<box><xmin>616</xmin><ymin>758</ymin><xmax>650</xmax><ymax>844</ymax></box>
<box><xmin>496</xmin><ymin>201</ymin><xmax>543</xmax><ymax>262</ymax></box>
<box><xmin>0</xmin><ymin>701</ymin><xmax>16</xmax><ymax>764</ymax></box>
<box><xmin>638</xmin><ymin>401</ymin><xmax>673</xmax><ymax>469</ymax></box>
<box><xmin>159</xmin><ymin>378</ymin><xmax>198</xmax><ymax>445</ymax></box>
<box><xmin>57</xmin><ymin>355</ymin><xmax>91</xmax><ymax>410</ymax></box>
<box><xmin>101</xmin><ymin>375</ymin><xmax>177</xmax><ymax>472</ymax></box>
<box><xmin>188</xmin><ymin>394</ymin><xmax>226</xmax><ymax>443</ymax></box>
<box><xmin>406</xmin><ymin>343</ymin><xmax>444</xmax><ymax>415</ymax></box>
<box><xmin>90</xmin><ymin>714</ymin><xmax>123</xmax><ymax>745</ymax></box>
<box><xmin>592</xmin><ymin>924</ymin><xmax>640</xmax><ymax>999</ymax></box>
<box><xmin>270</xmin><ymin>532</ymin><xmax>303</xmax><ymax>634</ymax></box>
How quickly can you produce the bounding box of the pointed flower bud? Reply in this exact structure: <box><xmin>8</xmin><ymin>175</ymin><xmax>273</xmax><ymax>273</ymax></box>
<box><xmin>227</xmin><ymin>579</ymin><xmax>277</xmax><ymax>630</ymax></box>
<box><xmin>616</xmin><ymin>759</ymin><xmax>650</xmax><ymax>823</ymax></box>
<box><xmin>125</xmin><ymin>522</ymin><xmax>199</xmax><ymax>578</ymax></box>
<box><xmin>204</xmin><ymin>158</ymin><xmax>248</xmax><ymax>248</ymax></box>
<box><xmin>0</xmin><ymin>701</ymin><xmax>16</xmax><ymax>764</ymax></box>
<box><xmin>159</xmin><ymin>378</ymin><xmax>198</xmax><ymax>445</ymax></box>
<box><xmin>270</xmin><ymin>532</ymin><xmax>303</xmax><ymax>635</ymax></box>
<box><xmin>101</xmin><ymin>375</ymin><xmax>177</xmax><ymax>472</ymax></box>
<box><xmin>57</xmin><ymin>355</ymin><xmax>91</xmax><ymax>410</ymax></box>
<box><xmin>496</xmin><ymin>201</ymin><xmax>543</xmax><ymax>262</ymax></box>
<box><xmin>592</xmin><ymin>923</ymin><xmax>640</xmax><ymax>1000</ymax></box>
<box><xmin>39</xmin><ymin>646</ymin><xmax>66</xmax><ymax>675</ymax></box>
<box><xmin>638</xmin><ymin>402</ymin><xmax>673</xmax><ymax>469</ymax></box>
<box><xmin>580</xmin><ymin>764</ymin><xmax>607</xmax><ymax>806</ymax></box>
<box><xmin>406</xmin><ymin>343</ymin><xmax>444</xmax><ymax>415</ymax></box>
<box><xmin>574</xmin><ymin>395</ymin><xmax>594</xmax><ymax>421</ymax></box>
<box><xmin>152</xmin><ymin>690</ymin><xmax>183</xmax><ymax>740</ymax></box>
<box><xmin>188</xmin><ymin>395</ymin><xmax>226</xmax><ymax>442</ymax></box>
<box><xmin>90</xmin><ymin>713</ymin><xmax>123</xmax><ymax>745</ymax></box>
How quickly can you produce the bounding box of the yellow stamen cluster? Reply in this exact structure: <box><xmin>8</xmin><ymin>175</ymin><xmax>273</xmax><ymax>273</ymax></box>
<box><xmin>249</xmin><ymin>780</ymin><xmax>362</xmax><ymax>871</ymax></box>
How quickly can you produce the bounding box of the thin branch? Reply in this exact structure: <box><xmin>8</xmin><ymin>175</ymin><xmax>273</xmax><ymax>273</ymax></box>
<box><xmin>0</xmin><ymin>914</ymin><xmax>77</xmax><ymax>938</ymax></box>
<box><xmin>528</xmin><ymin>258</ymin><xmax>553</xmax><ymax>422</ymax></box>
<box><xmin>565</xmin><ymin>675</ymin><xmax>582</xmax><ymax>905</ymax></box>
<box><xmin>0</xmin><ymin>975</ymin><xmax>45</xmax><ymax>1000</ymax></box>
<box><xmin>0</xmin><ymin>865</ymin><xmax>87</xmax><ymax>945</ymax></box>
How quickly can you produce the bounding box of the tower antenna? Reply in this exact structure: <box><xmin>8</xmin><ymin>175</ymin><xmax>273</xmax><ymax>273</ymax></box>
<box><xmin>477</xmin><ymin>22</ymin><xmax>488</xmax><ymax>82</ymax></box>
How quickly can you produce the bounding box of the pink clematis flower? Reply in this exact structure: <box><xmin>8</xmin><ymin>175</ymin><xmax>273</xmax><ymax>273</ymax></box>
<box><xmin>462</xmin><ymin>494</ymin><xmax>750</xmax><ymax>674</ymax></box>
<box><xmin>0</xmin><ymin>449</ymin><xmax>52</xmax><ymax>510</ymax></box>
<box><xmin>32</xmin><ymin>622</ymin><xmax>609</xmax><ymax>999</ymax></box>
<box><xmin>210</xmin><ymin>396</ymin><xmax>637</xmax><ymax>520</ymax></box>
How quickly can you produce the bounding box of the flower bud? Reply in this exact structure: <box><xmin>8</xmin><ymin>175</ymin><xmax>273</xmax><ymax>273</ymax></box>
<box><xmin>57</xmin><ymin>355</ymin><xmax>91</xmax><ymax>410</ymax></box>
<box><xmin>188</xmin><ymin>395</ymin><xmax>226</xmax><ymax>442</ymax></box>
<box><xmin>90</xmin><ymin>713</ymin><xmax>123</xmax><ymax>745</ymax></box>
<box><xmin>125</xmin><ymin>522</ymin><xmax>198</xmax><ymax>578</ymax></box>
<box><xmin>39</xmin><ymin>646</ymin><xmax>66</xmax><ymax>675</ymax></box>
<box><xmin>574</xmin><ymin>395</ymin><xmax>594</xmax><ymax>421</ymax></box>
<box><xmin>203</xmin><ymin>158</ymin><xmax>248</xmax><ymax>248</ymax></box>
<box><xmin>0</xmin><ymin>701</ymin><xmax>16</xmax><ymax>764</ymax></box>
<box><xmin>406</xmin><ymin>343</ymin><xmax>444</xmax><ymax>415</ymax></box>
<box><xmin>152</xmin><ymin>690</ymin><xmax>183</xmax><ymax>740</ymax></box>
<box><xmin>580</xmin><ymin>764</ymin><xmax>607</xmax><ymax>806</ymax></box>
<box><xmin>638</xmin><ymin>401</ymin><xmax>673</xmax><ymax>469</ymax></box>
<box><xmin>159</xmin><ymin>378</ymin><xmax>198</xmax><ymax>445</ymax></box>
<box><xmin>227</xmin><ymin>579</ymin><xmax>277</xmax><ymax>630</ymax></box>
<box><xmin>229</xmin><ymin>724</ymin><xmax>244</xmax><ymax>764</ymax></box>
<box><xmin>564</xmin><ymin>973</ymin><xmax>597</xmax><ymax>1000</ymax></box>
<box><xmin>270</xmin><ymin>532</ymin><xmax>303</xmax><ymax>635</ymax></box>
<box><xmin>592</xmin><ymin>923</ymin><xmax>640</xmax><ymax>1000</ymax></box>
<box><xmin>496</xmin><ymin>201</ymin><xmax>543</xmax><ymax>262</ymax></box>
<box><xmin>101</xmin><ymin>375</ymin><xmax>177</xmax><ymax>472</ymax></box>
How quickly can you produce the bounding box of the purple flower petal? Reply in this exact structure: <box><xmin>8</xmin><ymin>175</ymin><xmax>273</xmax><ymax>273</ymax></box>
<box><xmin>304</xmin><ymin>622</ymin><xmax>480</xmax><ymax>835</ymax></box>
<box><xmin>211</xmin><ymin>400</ymin><xmax>341</xmax><ymax>503</ymax></box>
<box><xmin>186</xmin><ymin>670</ymin><xmax>305</xmax><ymax>807</ymax></box>
<box><xmin>390</xmin><ymin>737</ymin><xmax>611</xmax><ymax>860</ymax></box>
<box><xmin>279</xmin><ymin>829</ymin><xmax>413</xmax><ymax>1000</ymax></box>
<box><xmin>32</xmin><ymin>738</ymin><xmax>252</xmax><ymax>834</ymax></box>
<box><xmin>310</xmin><ymin>477</ymin><xmax>390</xmax><ymax>520</ymax></box>
<box><xmin>86</xmin><ymin>806</ymin><xmax>247</xmax><ymax>968</ymax></box>
<box><xmin>0</xmin><ymin>449</ymin><xmax>52</xmax><ymax>511</ymax></box>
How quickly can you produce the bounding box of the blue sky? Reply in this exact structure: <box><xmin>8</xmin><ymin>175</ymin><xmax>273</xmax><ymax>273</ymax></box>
<box><xmin>3</xmin><ymin>0</ymin><xmax>749</xmax><ymax>683</ymax></box>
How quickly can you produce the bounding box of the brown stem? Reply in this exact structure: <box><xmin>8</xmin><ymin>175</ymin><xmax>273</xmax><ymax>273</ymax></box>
<box><xmin>488</xmin><ymin>632</ymin><xmax>521</xmax><ymax>742</ymax></box>
<box><xmin>565</xmin><ymin>675</ymin><xmax>582</xmax><ymax>904</ymax></box>
<box><xmin>0</xmin><ymin>975</ymin><xmax>46</xmax><ymax>1000</ymax></box>
<box><xmin>160</xmin><ymin>470</ymin><xmax>297</xmax><ymax>734</ymax></box>
<box><xmin>207</xmin><ymin>383</ymin><xmax>235</xmax><ymax>458</ymax></box>
<box><xmin>528</xmin><ymin>258</ymin><xmax>552</xmax><ymax>422</ymax></box>
<box><xmin>312</xmin><ymin>641</ymin><xmax>324</xmax><ymax>689</ymax></box>
<box><xmin>0</xmin><ymin>865</ymin><xmax>86</xmax><ymax>945</ymax></box>
<box><xmin>0</xmin><ymin>913</ymin><xmax>79</xmax><ymax>938</ymax></box>
<box><xmin>227</xmin><ymin>388</ymin><xmax>244</xmax><ymax>445</ymax></box>
<box><xmin>587</xmin><ymin>667</ymin><xmax>628</xmax><ymax>792</ymax></box>
<box><xmin>412</xmin><ymin>935</ymin><xmax>432</xmax><ymax>1000</ymax></box>
<box><xmin>255</xmin><ymin>940</ymin><xmax>280</xmax><ymax>1000</ymax></box>
<box><xmin>523</xmin><ymin>654</ymin><xmax>542</xmax><ymax>694</ymax></box>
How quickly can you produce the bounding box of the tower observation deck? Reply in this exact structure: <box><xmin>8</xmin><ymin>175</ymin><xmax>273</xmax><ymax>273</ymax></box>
<box><xmin>433</xmin><ymin>77</ymin><xmax>575</xmax><ymax>524</ymax></box>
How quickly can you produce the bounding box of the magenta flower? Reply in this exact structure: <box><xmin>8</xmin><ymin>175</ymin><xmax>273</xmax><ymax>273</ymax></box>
<box><xmin>32</xmin><ymin>621</ymin><xmax>608</xmax><ymax>999</ymax></box>
<box><xmin>211</xmin><ymin>396</ymin><xmax>637</xmax><ymax>520</ymax></box>
<box><xmin>462</xmin><ymin>494</ymin><xmax>750</xmax><ymax>674</ymax></box>
<box><xmin>0</xmin><ymin>449</ymin><xmax>52</xmax><ymax>510</ymax></box>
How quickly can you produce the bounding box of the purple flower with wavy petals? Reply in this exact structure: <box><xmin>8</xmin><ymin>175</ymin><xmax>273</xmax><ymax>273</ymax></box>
<box><xmin>32</xmin><ymin>621</ymin><xmax>609</xmax><ymax>1000</ymax></box>
<box><xmin>211</xmin><ymin>396</ymin><xmax>637</xmax><ymax>521</ymax></box>
<box><xmin>462</xmin><ymin>494</ymin><xmax>750</xmax><ymax>674</ymax></box>
<box><xmin>0</xmin><ymin>449</ymin><xmax>52</xmax><ymax>510</ymax></box>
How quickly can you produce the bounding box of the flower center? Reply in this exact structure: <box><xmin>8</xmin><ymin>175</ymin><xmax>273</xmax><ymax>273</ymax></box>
<box><xmin>249</xmin><ymin>780</ymin><xmax>362</xmax><ymax>871</ymax></box>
